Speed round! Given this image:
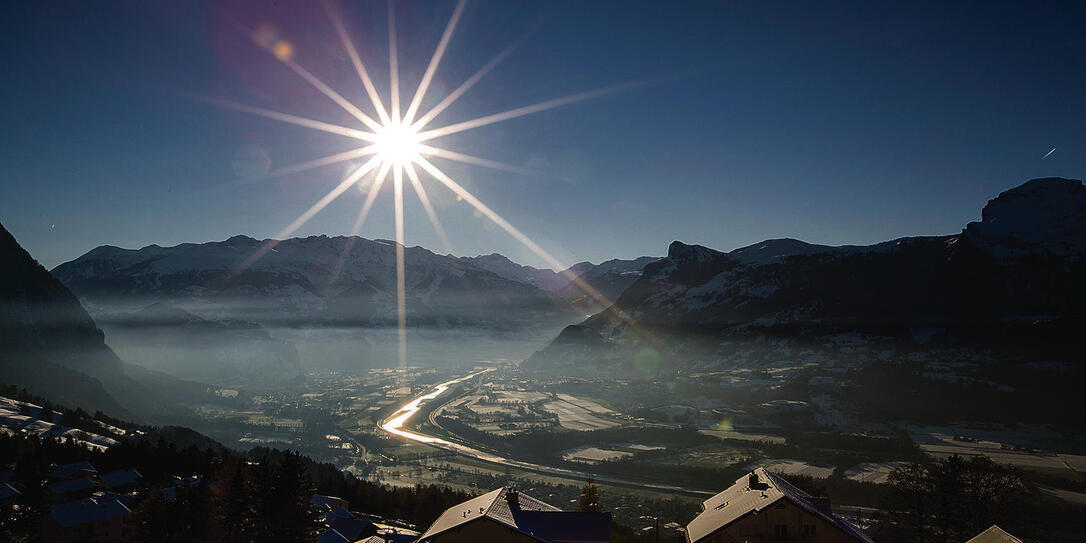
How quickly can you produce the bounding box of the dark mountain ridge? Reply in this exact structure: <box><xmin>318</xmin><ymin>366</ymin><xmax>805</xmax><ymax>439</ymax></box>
<box><xmin>525</xmin><ymin>178</ymin><xmax>1086</xmax><ymax>377</ymax></box>
<box><xmin>0</xmin><ymin>222</ymin><xmax>210</xmax><ymax>421</ymax></box>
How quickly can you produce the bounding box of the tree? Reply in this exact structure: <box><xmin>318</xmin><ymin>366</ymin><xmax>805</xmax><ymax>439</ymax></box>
<box><xmin>210</xmin><ymin>459</ymin><xmax>257</xmax><ymax>543</ymax></box>
<box><xmin>259</xmin><ymin>451</ymin><xmax>320</xmax><ymax>543</ymax></box>
<box><xmin>874</xmin><ymin>455</ymin><xmax>1039</xmax><ymax>542</ymax></box>
<box><xmin>577</xmin><ymin>477</ymin><xmax>604</xmax><ymax>513</ymax></box>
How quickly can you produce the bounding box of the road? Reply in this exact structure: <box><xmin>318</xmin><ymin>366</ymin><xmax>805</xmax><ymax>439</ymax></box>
<box><xmin>379</xmin><ymin>370</ymin><xmax>714</xmax><ymax>498</ymax></box>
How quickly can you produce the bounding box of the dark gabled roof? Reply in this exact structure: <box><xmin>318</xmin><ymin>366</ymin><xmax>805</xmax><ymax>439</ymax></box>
<box><xmin>686</xmin><ymin>468</ymin><xmax>873</xmax><ymax>543</ymax></box>
<box><xmin>311</xmin><ymin>494</ymin><xmax>345</xmax><ymax>510</ymax></box>
<box><xmin>967</xmin><ymin>525</ymin><xmax>1024</xmax><ymax>543</ymax></box>
<box><xmin>47</xmin><ymin>477</ymin><xmax>97</xmax><ymax>495</ymax></box>
<box><xmin>417</xmin><ymin>487</ymin><xmax>560</xmax><ymax>541</ymax></box>
<box><xmin>514</xmin><ymin>511</ymin><xmax>612</xmax><ymax>543</ymax></box>
<box><xmin>49</xmin><ymin>497</ymin><xmax>130</xmax><ymax>527</ymax></box>
<box><xmin>0</xmin><ymin>482</ymin><xmax>20</xmax><ymax>500</ymax></box>
<box><xmin>101</xmin><ymin>469</ymin><xmax>141</xmax><ymax>489</ymax></box>
<box><xmin>329</xmin><ymin>516</ymin><xmax>375</xmax><ymax>540</ymax></box>
<box><xmin>316</xmin><ymin>528</ymin><xmax>350</xmax><ymax>543</ymax></box>
<box><xmin>49</xmin><ymin>461</ymin><xmax>97</xmax><ymax>480</ymax></box>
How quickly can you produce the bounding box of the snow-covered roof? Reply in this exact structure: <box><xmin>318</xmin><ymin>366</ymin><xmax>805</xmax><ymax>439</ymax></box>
<box><xmin>686</xmin><ymin>468</ymin><xmax>873</xmax><ymax>543</ymax></box>
<box><xmin>101</xmin><ymin>469</ymin><xmax>141</xmax><ymax>489</ymax></box>
<box><xmin>49</xmin><ymin>497</ymin><xmax>130</xmax><ymax>527</ymax></box>
<box><xmin>416</xmin><ymin>487</ymin><xmax>558</xmax><ymax>541</ymax></box>
<box><xmin>967</xmin><ymin>525</ymin><xmax>1024</xmax><ymax>543</ymax></box>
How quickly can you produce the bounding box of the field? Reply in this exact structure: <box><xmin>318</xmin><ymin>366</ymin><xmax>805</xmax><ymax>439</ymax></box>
<box><xmin>752</xmin><ymin>459</ymin><xmax>835</xmax><ymax>479</ymax></box>
<box><xmin>543</xmin><ymin>394</ymin><xmax>620</xmax><ymax>431</ymax></box>
<box><xmin>910</xmin><ymin>427</ymin><xmax>1086</xmax><ymax>479</ymax></box>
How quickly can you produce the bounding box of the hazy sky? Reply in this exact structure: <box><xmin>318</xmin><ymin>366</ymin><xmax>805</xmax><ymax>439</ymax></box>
<box><xmin>2</xmin><ymin>0</ymin><xmax>1084</xmax><ymax>269</ymax></box>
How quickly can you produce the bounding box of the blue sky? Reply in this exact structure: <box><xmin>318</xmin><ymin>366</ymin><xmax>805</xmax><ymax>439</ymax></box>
<box><xmin>2</xmin><ymin>0</ymin><xmax>1084</xmax><ymax>269</ymax></box>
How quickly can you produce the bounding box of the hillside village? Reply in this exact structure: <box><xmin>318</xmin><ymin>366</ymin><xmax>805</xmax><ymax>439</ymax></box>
<box><xmin>0</xmin><ymin>389</ymin><xmax>1054</xmax><ymax>543</ymax></box>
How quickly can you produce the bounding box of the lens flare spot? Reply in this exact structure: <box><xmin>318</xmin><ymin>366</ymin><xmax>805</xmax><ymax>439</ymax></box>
<box><xmin>231</xmin><ymin>144</ymin><xmax>271</xmax><ymax>179</ymax></box>
<box><xmin>273</xmin><ymin>40</ymin><xmax>294</xmax><ymax>61</ymax></box>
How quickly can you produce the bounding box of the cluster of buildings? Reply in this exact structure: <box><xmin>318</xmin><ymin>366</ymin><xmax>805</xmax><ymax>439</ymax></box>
<box><xmin>407</xmin><ymin>467</ymin><xmax>1023</xmax><ymax>543</ymax></box>
<box><xmin>311</xmin><ymin>494</ymin><xmax>420</xmax><ymax>543</ymax></box>
<box><xmin>14</xmin><ymin>461</ymin><xmax>143</xmax><ymax>543</ymax></box>
<box><xmin>2</xmin><ymin>458</ymin><xmax>1027</xmax><ymax>543</ymax></box>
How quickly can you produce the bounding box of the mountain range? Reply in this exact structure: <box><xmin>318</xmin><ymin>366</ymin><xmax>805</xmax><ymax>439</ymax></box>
<box><xmin>45</xmin><ymin>233</ymin><xmax>657</xmax><ymax>383</ymax></box>
<box><xmin>525</xmin><ymin>178</ymin><xmax>1086</xmax><ymax>379</ymax></box>
<box><xmin>5</xmin><ymin>177</ymin><xmax>1083</xmax><ymax>424</ymax></box>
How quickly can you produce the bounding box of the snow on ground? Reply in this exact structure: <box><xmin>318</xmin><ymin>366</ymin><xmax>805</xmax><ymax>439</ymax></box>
<box><xmin>562</xmin><ymin>446</ymin><xmax>634</xmax><ymax>463</ymax></box>
<box><xmin>843</xmin><ymin>462</ymin><xmax>910</xmax><ymax>484</ymax></box>
<box><xmin>749</xmin><ymin>459</ymin><xmax>835</xmax><ymax>479</ymax></box>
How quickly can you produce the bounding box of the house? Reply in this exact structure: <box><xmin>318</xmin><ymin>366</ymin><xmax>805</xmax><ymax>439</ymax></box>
<box><xmin>316</xmin><ymin>528</ymin><xmax>351</xmax><ymax>543</ymax></box>
<box><xmin>100</xmin><ymin>469</ymin><xmax>142</xmax><ymax>490</ymax></box>
<box><xmin>416</xmin><ymin>486</ymin><xmax>611</xmax><ymax>543</ymax></box>
<box><xmin>47</xmin><ymin>477</ymin><xmax>99</xmax><ymax>498</ymax></box>
<box><xmin>329</xmin><ymin>516</ymin><xmax>377</xmax><ymax>540</ymax></box>
<box><xmin>312</xmin><ymin>494</ymin><xmax>349</xmax><ymax>511</ymax></box>
<box><xmin>42</xmin><ymin>496</ymin><xmax>131</xmax><ymax>543</ymax></box>
<box><xmin>162</xmin><ymin>474</ymin><xmax>202</xmax><ymax>501</ymax></box>
<box><xmin>48</xmin><ymin>461</ymin><xmax>97</xmax><ymax>481</ymax></box>
<box><xmin>685</xmin><ymin>468</ymin><xmax>873</xmax><ymax>543</ymax></box>
<box><xmin>966</xmin><ymin>525</ymin><xmax>1023</xmax><ymax>543</ymax></box>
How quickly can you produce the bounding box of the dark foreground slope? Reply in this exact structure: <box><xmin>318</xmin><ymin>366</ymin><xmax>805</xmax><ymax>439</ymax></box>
<box><xmin>0</xmin><ymin>222</ymin><xmax>210</xmax><ymax>421</ymax></box>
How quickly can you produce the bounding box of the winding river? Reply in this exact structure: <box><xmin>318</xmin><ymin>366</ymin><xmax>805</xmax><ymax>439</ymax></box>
<box><xmin>378</xmin><ymin>370</ymin><xmax>712</xmax><ymax>497</ymax></box>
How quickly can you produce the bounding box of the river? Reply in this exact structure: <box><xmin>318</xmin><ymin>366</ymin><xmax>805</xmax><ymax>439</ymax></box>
<box><xmin>378</xmin><ymin>370</ymin><xmax>713</xmax><ymax>497</ymax></box>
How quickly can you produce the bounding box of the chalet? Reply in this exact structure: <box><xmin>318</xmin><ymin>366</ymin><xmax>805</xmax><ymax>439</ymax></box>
<box><xmin>685</xmin><ymin>468</ymin><xmax>873</xmax><ymax>543</ymax></box>
<box><xmin>966</xmin><ymin>525</ymin><xmax>1023</xmax><ymax>543</ymax></box>
<box><xmin>48</xmin><ymin>461</ymin><xmax>97</xmax><ymax>481</ymax></box>
<box><xmin>312</xmin><ymin>493</ymin><xmax>350</xmax><ymax>511</ymax></box>
<box><xmin>42</xmin><ymin>496</ymin><xmax>131</xmax><ymax>543</ymax></box>
<box><xmin>100</xmin><ymin>468</ymin><xmax>142</xmax><ymax>490</ymax></box>
<box><xmin>416</xmin><ymin>486</ymin><xmax>611</xmax><ymax>543</ymax></box>
<box><xmin>47</xmin><ymin>477</ymin><xmax>99</xmax><ymax>498</ymax></box>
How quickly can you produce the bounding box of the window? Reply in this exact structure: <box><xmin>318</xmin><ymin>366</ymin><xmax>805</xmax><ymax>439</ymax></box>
<box><xmin>774</xmin><ymin>524</ymin><xmax>788</xmax><ymax>539</ymax></box>
<box><xmin>804</xmin><ymin>524</ymin><xmax>816</xmax><ymax>536</ymax></box>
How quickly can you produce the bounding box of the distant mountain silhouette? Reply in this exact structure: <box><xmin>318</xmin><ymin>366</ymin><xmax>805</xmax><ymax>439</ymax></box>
<box><xmin>52</xmin><ymin>235</ymin><xmax>570</xmax><ymax>330</ymax></box>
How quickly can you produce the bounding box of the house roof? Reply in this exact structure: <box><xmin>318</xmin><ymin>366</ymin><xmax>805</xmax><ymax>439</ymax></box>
<box><xmin>0</xmin><ymin>482</ymin><xmax>20</xmax><ymax>500</ymax></box>
<box><xmin>512</xmin><ymin>511</ymin><xmax>612</xmax><ymax>543</ymax></box>
<box><xmin>101</xmin><ymin>469</ymin><xmax>141</xmax><ymax>489</ymax></box>
<box><xmin>316</xmin><ymin>528</ymin><xmax>350</xmax><ymax>543</ymax></box>
<box><xmin>47</xmin><ymin>477</ymin><xmax>97</xmax><ymax>495</ymax></box>
<box><xmin>329</xmin><ymin>516</ymin><xmax>374</xmax><ymax>540</ymax></box>
<box><xmin>967</xmin><ymin>525</ymin><xmax>1024</xmax><ymax>543</ymax></box>
<box><xmin>686</xmin><ymin>468</ymin><xmax>873</xmax><ymax>543</ymax></box>
<box><xmin>49</xmin><ymin>461</ymin><xmax>97</xmax><ymax>480</ymax></box>
<box><xmin>416</xmin><ymin>487</ymin><xmax>560</xmax><ymax>541</ymax></box>
<box><xmin>322</xmin><ymin>507</ymin><xmax>356</xmax><ymax>524</ymax></box>
<box><xmin>312</xmin><ymin>494</ymin><xmax>345</xmax><ymax>510</ymax></box>
<box><xmin>49</xmin><ymin>497</ymin><xmax>130</xmax><ymax>527</ymax></box>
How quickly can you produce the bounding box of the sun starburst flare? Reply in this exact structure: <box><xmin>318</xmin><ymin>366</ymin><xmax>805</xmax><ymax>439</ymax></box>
<box><xmin>214</xmin><ymin>0</ymin><xmax>662</xmax><ymax>368</ymax></box>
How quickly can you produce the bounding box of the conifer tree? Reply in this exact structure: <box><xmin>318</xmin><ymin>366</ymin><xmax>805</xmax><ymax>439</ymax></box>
<box><xmin>577</xmin><ymin>477</ymin><xmax>604</xmax><ymax>513</ymax></box>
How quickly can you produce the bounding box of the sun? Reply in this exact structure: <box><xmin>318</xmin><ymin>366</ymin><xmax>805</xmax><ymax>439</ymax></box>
<box><xmin>215</xmin><ymin>0</ymin><xmax>644</xmax><ymax>367</ymax></box>
<box><xmin>374</xmin><ymin>119</ymin><xmax>425</xmax><ymax>168</ymax></box>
